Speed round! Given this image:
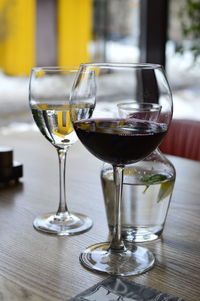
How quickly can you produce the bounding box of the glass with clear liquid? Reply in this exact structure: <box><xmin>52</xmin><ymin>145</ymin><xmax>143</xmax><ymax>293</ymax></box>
<box><xmin>29</xmin><ymin>67</ymin><xmax>93</xmax><ymax>235</ymax></box>
<box><xmin>101</xmin><ymin>149</ymin><xmax>175</xmax><ymax>242</ymax></box>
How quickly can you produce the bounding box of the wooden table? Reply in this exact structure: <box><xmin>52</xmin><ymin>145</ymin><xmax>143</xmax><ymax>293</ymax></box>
<box><xmin>0</xmin><ymin>128</ymin><xmax>199</xmax><ymax>301</ymax></box>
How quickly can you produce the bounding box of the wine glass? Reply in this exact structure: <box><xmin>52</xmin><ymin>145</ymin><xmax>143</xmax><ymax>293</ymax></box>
<box><xmin>70</xmin><ymin>63</ymin><xmax>173</xmax><ymax>275</ymax></box>
<box><xmin>29</xmin><ymin>67</ymin><xmax>93</xmax><ymax>235</ymax></box>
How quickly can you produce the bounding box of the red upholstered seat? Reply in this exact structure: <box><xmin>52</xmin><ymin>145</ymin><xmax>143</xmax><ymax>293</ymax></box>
<box><xmin>159</xmin><ymin>119</ymin><xmax>200</xmax><ymax>161</ymax></box>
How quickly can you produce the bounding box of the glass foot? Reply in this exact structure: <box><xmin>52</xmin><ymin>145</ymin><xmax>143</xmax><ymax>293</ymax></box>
<box><xmin>33</xmin><ymin>212</ymin><xmax>93</xmax><ymax>235</ymax></box>
<box><xmin>80</xmin><ymin>242</ymin><xmax>155</xmax><ymax>276</ymax></box>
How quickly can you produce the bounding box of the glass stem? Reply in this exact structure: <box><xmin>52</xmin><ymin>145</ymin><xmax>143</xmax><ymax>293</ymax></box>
<box><xmin>109</xmin><ymin>165</ymin><xmax>126</xmax><ymax>252</ymax></box>
<box><xmin>56</xmin><ymin>148</ymin><xmax>70</xmax><ymax>217</ymax></box>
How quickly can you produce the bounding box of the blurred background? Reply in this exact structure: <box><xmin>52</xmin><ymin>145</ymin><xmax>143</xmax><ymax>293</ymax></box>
<box><xmin>0</xmin><ymin>0</ymin><xmax>199</xmax><ymax>130</ymax></box>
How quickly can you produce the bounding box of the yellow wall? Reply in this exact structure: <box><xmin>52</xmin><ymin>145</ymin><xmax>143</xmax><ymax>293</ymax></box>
<box><xmin>57</xmin><ymin>0</ymin><xmax>92</xmax><ymax>67</ymax></box>
<box><xmin>0</xmin><ymin>0</ymin><xmax>92</xmax><ymax>75</ymax></box>
<box><xmin>0</xmin><ymin>0</ymin><xmax>36</xmax><ymax>76</ymax></box>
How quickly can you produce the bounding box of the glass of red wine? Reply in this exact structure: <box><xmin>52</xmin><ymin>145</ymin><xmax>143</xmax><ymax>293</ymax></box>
<box><xmin>70</xmin><ymin>63</ymin><xmax>173</xmax><ymax>275</ymax></box>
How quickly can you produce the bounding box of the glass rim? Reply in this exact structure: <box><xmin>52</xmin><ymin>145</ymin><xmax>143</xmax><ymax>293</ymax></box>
<box><xmin>80</xmin><ymin>62</ymin><xmax>162</xmax><ymax>70</ymax></box>
<box><xmin>117</xmin><ymin>102</ymin><xmax>161</xmax><ymax>110</ymax></box>
<box><xmin>31</xmin><ymin>66</ymin><xmax>79</xmax><ymax>72</ymax></box>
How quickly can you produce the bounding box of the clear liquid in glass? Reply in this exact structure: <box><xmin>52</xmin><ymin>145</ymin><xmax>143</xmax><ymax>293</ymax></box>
<box><xmin>31</xmin><ymin>104</ymin><xmax>77</xmax><ymax>148</ymax></box>
<box><xmin>101</xmin><ymin>151</ymin><xmax>175</xmax><ymax>242</ymax></box>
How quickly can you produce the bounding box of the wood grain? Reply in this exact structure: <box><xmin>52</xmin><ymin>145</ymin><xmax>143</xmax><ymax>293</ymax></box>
<box><xmin>0</xmin><ymin>129</ymin><xmax>199</xmax><ymax>300</ymax></box>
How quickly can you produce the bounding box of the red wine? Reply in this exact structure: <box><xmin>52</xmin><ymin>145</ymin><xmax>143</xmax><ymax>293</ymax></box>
<box><xmin>74</xmin><ymin>119</ymin><xmax>167</xmax><ymax>165</ymax></box>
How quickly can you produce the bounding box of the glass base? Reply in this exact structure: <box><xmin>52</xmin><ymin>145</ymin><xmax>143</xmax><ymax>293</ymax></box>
<box><xmin>109</xmin><ymin>225</ymin><xmax>163</xmax><ymax>243</ymax></box>
<box><xmin>80</xmin><ymin>242</ymin><xmax>155</xmax><ymax>276</ymax></box>
<box><xmin>33</xmin><ymin>212</ymin><xmax>93</xmax><ymax>235</ymax></box>
<box><xmin>122</xmin><ymin>227</ymin><xmax>163</xmax><ymax>242</ymax></box>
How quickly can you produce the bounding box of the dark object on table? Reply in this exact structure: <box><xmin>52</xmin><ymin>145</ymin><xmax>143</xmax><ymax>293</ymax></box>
<box><xmin>68</xmin><ymin>276</ymin><xmax>186</xmax><ymax>301</ymax></box>
<box><xmin>0</xmin><ymin>147</ymin><xmax>23</xmax><ymax>183</ymax></box>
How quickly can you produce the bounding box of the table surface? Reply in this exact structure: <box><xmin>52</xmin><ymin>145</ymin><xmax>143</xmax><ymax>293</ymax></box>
<box><xmin>0</xmin><ymin>127</ymin><xmax>199</xmax><ymax>301</ymax></box>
